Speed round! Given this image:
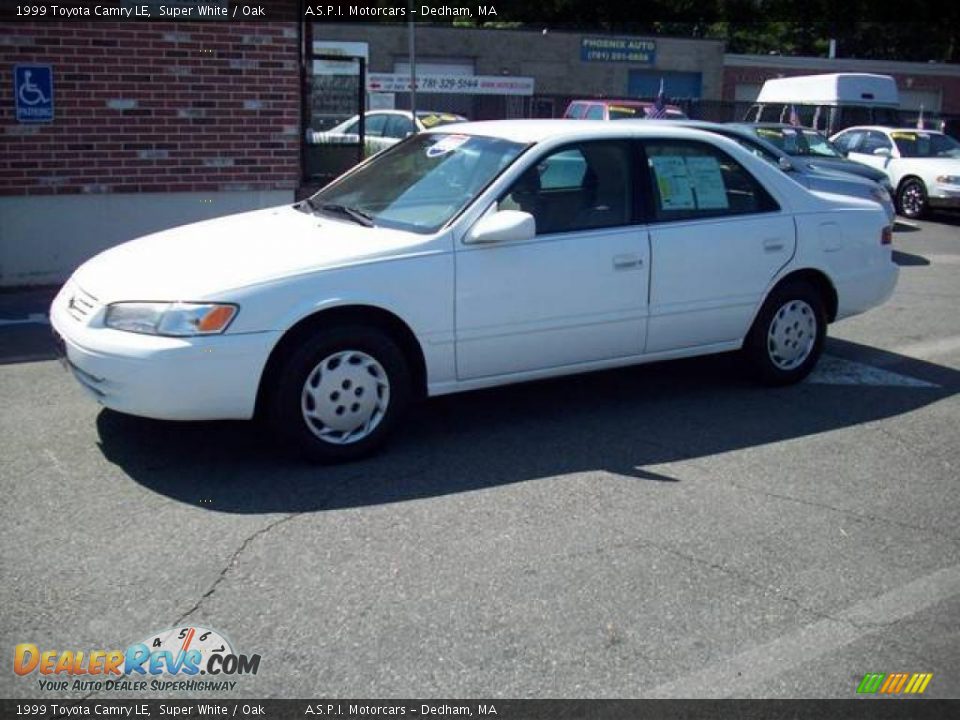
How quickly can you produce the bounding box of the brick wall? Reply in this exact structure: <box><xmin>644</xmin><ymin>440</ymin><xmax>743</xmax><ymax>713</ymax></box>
<box><xmin>0</xmin><ymin>21</ymin><xmax>301</xmax><ymax>196</ymax></box>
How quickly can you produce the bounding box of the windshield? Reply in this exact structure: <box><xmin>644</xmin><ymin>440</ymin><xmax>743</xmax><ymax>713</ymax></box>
<box><xmin>310</xmin><ymin>133</ymin><xmax>527</xmax><ymax>234</ymax></box>
<box><xmin>890</xmin><ymin>131</ymin><xmax>960</xmax><ymax>159</ymax></box>
<box><xmin>754</xmin><ymin>127</ymin><xmax>842</xmax><ymax>158</ymax></box>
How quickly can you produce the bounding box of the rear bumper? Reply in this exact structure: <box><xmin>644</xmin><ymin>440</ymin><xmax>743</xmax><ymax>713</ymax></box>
<box><xmin>834</xmin><ymin>262</ymin><xmax>899</xmax><ymax>321</ymax></box>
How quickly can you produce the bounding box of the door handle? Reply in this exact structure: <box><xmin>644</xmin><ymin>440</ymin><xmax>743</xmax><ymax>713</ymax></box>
<box><xmin>763</xmin><ymin>238</ymin><xmax>785</xmax><ymax>252</ymax></box>
<box><xmin>613</xmin><ymin>254</ymin><xmax>642</xmax><ymax>269</ymax></box>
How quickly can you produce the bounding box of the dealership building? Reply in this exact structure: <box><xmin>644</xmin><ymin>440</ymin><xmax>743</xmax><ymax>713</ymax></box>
<box><xmin>1</xmin><ymin>20</ymin><xmax>957</xmax><ymax>286</ymax></box>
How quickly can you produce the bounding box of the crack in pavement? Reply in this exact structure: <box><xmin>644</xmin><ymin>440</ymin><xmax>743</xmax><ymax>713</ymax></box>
<box><xmin>174</xmin><ymin>512</ymin><xmax>301</xmax><ymax>625</ymax></box>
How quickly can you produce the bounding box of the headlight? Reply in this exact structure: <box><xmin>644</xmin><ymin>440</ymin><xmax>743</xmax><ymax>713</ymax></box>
<box><xmin>105</xmin><ymin>302</ymin><xmax>237</xmax><ymax>336</ymax></box>
<box><xmin>935</xmin><ymin>175</ymin><xmax>960</xmax><ymax>185</ymax></box>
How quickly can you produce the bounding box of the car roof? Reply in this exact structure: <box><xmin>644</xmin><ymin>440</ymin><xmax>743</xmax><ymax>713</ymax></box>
<box><xmin>567</xmin><ymin>99</ymin><xmax>685</xmax><ymax>111</ymax></box>
<box><xmin>422</xmin><ymin>119</ymin><xmax>743</xmax><ymax>144</ymax></box>
<box><xmin>738</xmin><ymin>122</ymin><xmax>820</xmax><ymax>132</ymax></box>
<box><xmin>571</xmin><ymin>99</ymin><xmax>650</xmax><ymax>105</ymax></box>
<box><xmin>837</xmin><ymin>126</ymin><xmax>947</xmax><ymax>136</ymax></box>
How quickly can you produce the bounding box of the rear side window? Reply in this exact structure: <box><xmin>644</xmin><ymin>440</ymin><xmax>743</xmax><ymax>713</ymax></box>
<box><xmin>644</xmin><ymin>140</ymin><xmax>779</xmax><ymax>222</ymax></box>
<box><xmin>564</xmin><ymin>102</ymin><xmax>586</xmax><ymax>119</ymax></box>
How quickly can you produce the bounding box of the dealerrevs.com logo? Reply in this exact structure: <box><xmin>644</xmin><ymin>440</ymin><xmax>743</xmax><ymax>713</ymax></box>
<box><xmin>14</xmin><ymin>626</ymin><xmax>261</xmax><ymax>692</ymax></box>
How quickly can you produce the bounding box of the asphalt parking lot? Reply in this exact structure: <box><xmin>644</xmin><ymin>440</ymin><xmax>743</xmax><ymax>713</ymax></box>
<box><xmin>1</xmin><ymin>214</ymin><xmax>959</xmax><ymax>700</ymax></box>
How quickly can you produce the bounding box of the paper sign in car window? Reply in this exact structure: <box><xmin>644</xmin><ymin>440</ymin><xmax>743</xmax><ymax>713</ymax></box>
<box><xmin>685</xmin><ymin>156</ymin><xmax>729</xmax><ymax>209</ymax></box>
<box><xmin>650</xmin><ymin>156</ymin><xmax>695</xmax><ymax>210</ymax></box>
<box><xmin>420</xmin><ymin>114</ymin><xmax>442</xmax><ymax>128</ymax></box>
<box><xmin>891</xmin><ymin>132</ymin><xmax>916</xmax><ymax>141</ymax></box>
<box><xmin>426</xmin><ymin>135</ymin><xmax>469</xmax><ymax>158</ymax></box>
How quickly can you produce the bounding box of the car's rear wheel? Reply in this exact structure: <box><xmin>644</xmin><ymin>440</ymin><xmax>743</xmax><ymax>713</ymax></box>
<box><xmin>269</xmin><ymin>326</ymin><xmax>411</xmax><ymax>462</ymax></box>
<box><xmin>745</xmin><ymin>281</ymin><xmax>827</xmax><ymax>386</ymax></box>
<box><xmin>897</xmin><ymin>178</ymin><xmax>928</xmax><ymax>219</ymax></box>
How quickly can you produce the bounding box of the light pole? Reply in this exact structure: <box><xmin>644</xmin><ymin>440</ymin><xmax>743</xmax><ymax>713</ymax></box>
<box><xmin>408</xmin><ymin>1</ymin><xmax>417</xmax><ymax>119</ymax></box>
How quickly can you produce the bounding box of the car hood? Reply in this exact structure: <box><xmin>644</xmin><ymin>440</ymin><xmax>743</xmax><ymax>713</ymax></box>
<box><xmin>72</xmin><ymin>205</ymin><xmax>430</xmax><ymax>303</ymax></box>
<box><xmin>797</xmin><ymin>157</ymin><xmax>888</xmax><ymax>184</ymax></box>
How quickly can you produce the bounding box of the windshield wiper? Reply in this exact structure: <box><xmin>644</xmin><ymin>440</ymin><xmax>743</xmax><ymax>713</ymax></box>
<box><xmin>318</xmin><ymin>203</ymin><xmax>375</xmax><ymax>227</ymax></box>
<box><xmin>295</xmin><ymin>195</ymin><xmax>321</xmax><ymax>213</ymax></box>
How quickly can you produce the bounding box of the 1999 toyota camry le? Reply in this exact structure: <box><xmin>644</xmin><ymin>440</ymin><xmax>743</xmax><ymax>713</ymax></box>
<box><xmin>51</xmin><ymin>121</ymin><xmax>898</xmax><ymax>461</ymax></box>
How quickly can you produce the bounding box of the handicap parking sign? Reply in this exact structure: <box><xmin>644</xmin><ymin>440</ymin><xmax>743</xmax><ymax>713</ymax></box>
<box><xmin>14</xmin><ymin>64</ymin><xmax>54</xmax><ymax>123</ymax></box>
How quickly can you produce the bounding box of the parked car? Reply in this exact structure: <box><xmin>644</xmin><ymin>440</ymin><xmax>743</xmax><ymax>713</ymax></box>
<box><xmin>52</xmin><ymin>121</ymin><xmax>897</xmax><ymax>461</ymax></box>
<box><xmin>830</xmin><ymin>126</ymin><xmax>960</xmax><ymax>218</ymax></box>
<box><xmin>733</xmin><ymin>123</ymin><xmax>894</xmax><ymax>189</ymax></box>
<box><xmin>563</xmin><ymin>99</ymin><xmax>687</xmax><ymax>121</ymax></box>
<box><xmin>744</xmin><ymin>73</ymin><xmax>901</xmax><ymax>135</ymax></box>
<box><xmin>306</xmin><ymin>110</ymin><xmax>467</xmax><ymax>154</ymax></box>
<box><xmin>645</xmin><ymin>120</ymin><xmax>895</xmax><ymax>224</ymax></box>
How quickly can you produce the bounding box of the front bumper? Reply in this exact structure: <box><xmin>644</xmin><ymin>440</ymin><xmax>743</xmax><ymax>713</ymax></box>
<box><xmin>50</xmin><ymin>284</ymin><xmax>278</xmax><ymax>421</ymax></box>
<box><xmin>928</xmin><ymin>186</ymin><xmax>960</xmax><ymax>209</ymax></box>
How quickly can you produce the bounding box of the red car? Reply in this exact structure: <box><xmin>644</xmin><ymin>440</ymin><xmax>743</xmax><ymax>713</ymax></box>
<box><xmin>563</xmin><ymin>99</ymin><xmax>687</xmax><ymax>121</ymax></box>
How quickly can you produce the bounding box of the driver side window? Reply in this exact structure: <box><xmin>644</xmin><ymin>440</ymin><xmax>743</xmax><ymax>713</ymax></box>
<box><xmin>860</xmin><ymin>131</ymin><xmax>892</xmax><ymax>154</ymax></box>
<box><xmin>497</xmin><ymin>141</ymin><xmax>633</xmax><ymax>235</ymax></box>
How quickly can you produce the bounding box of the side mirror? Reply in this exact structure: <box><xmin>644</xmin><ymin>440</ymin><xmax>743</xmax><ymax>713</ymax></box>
<box><xmin>465</xmin><ymin>210</ymin><xmax>536</xmax><ymax>245</ymax></box>
<box><xmin>873</xmin><ymin>147</ymin><xmax>892</xmax><ymax>157</ymax></box>
<box><xmin>777</xmin><ymin>156</ymin><xmax>794</xmax><ymax>172</ymax></box>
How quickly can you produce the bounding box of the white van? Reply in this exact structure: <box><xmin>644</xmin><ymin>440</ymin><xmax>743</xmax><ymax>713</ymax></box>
<box><xmin>745</xmin><ymin>73</ymin><xmax>901</xmax><ymax>135</ymax></box>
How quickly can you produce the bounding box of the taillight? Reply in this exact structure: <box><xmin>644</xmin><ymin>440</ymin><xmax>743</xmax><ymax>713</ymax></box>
<box><xmin>881</xmin><ymin>226</ymin><xmax>893</xmax><ymax>246</ymax></box>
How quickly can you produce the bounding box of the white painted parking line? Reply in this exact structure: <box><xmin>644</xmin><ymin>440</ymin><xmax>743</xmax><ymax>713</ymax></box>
<box><xmin>645</xmin><ymin>563</ymin><xmax>960</xmax><ymax>698</ymax></box>
<box><xmin>807</xmin><ymin>355</ymin><xmax>938</xmax><ymax>388</ymax></box>
<box><xmin>0</xmin><ymin>313</ymin><xmax>49</xmax><ymax>327</ymax></box>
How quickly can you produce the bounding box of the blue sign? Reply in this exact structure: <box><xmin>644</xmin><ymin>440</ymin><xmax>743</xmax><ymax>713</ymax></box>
<box><xmin>14</xmin><ymin>64</ymin><xmax>54</xmax><ymax>123</ymax></box>
<box><xmin>581</xmin><ymin>37</ymin><xmax>656</xmax><ymax>65</ymax></box>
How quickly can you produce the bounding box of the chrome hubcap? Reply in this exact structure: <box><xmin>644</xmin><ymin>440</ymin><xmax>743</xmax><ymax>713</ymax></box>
<box><xmin>767</xmin><ymin>300</ymin><xmax>816</xmax><ymax>371</ymax></box>
<box><xmin>300</xmin><ymin>350</ymin><xmax>390</xmax><ymax>445</ymax></box>
<box><xmin>901</xmin><ymin>184</ymin><xmax>924</xmax><ymax>216</ymax></box>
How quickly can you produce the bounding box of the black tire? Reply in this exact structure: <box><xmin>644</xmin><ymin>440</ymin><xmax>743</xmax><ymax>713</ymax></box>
<box><xmin>744</xmin><ymin>281</ymin><xmax>827</xmax><ymax>386</ymax></box>
<box><xmin>896</xmin><ymin>178</ymin><xmax>928</xmax><ymax>219</ymax></box>
<box><xmin>268</xmin><ymin>325</ymin><xmax>411</xmax><ymax>462</ymax></box>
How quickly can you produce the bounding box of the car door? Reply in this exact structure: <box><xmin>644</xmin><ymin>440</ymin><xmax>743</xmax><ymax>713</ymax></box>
<box><xmin>642</xmin><ymin>139</ymin><xmax>796</xmax><ymax>353</ymax></box>
<box><xmin>455</xmin><ymin>140</ymin><xmax>649</xmax><ymax>380</ymax></box>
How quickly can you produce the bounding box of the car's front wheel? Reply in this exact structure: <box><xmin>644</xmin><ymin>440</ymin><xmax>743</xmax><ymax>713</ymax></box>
<box><xmin>744</xmin><ymin>281</ymin><xmax>827</xmax><ymax>386</ymax></box>
<box><xmin>897</xmin><ymin>178</ymin><xmax>928</xmax><ymax>219</ymax></box>
<box><xmin>268</xmin><ymin>326</ymin><xmax>411</xmax><ymax>462</ymax></box>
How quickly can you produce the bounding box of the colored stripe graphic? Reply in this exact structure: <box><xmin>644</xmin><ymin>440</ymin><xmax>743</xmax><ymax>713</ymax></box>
<box><xmin>857</xmin><ymin>673</ymin><xmax>886</xmax><ymax>693</ymax></box>
<box><xmin>858</xmin><ymin>672</ymin><xmax>932</xmax><ymax>694</ymax></box>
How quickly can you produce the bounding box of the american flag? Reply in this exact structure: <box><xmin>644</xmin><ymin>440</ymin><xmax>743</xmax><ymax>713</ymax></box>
<box><xmin>645</xmin><ymin>78</ymin><xmax>668</xmax><ymax>119</ymax></box>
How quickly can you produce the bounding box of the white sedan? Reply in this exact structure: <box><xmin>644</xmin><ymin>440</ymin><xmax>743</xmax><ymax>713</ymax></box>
<box><xmin>306</xmin><ymin>110</ymin><xmax>467</xmax><ymax>155</ymax></box>
<box><xmin>830</xmin><ymin>126</ymin><xmax>960</xmax><ymax>218</ymax></box>
<box><xmin>52</xmin><ymin>121</ymin><xmax>898</xmax><ymax>461</ymax></box>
